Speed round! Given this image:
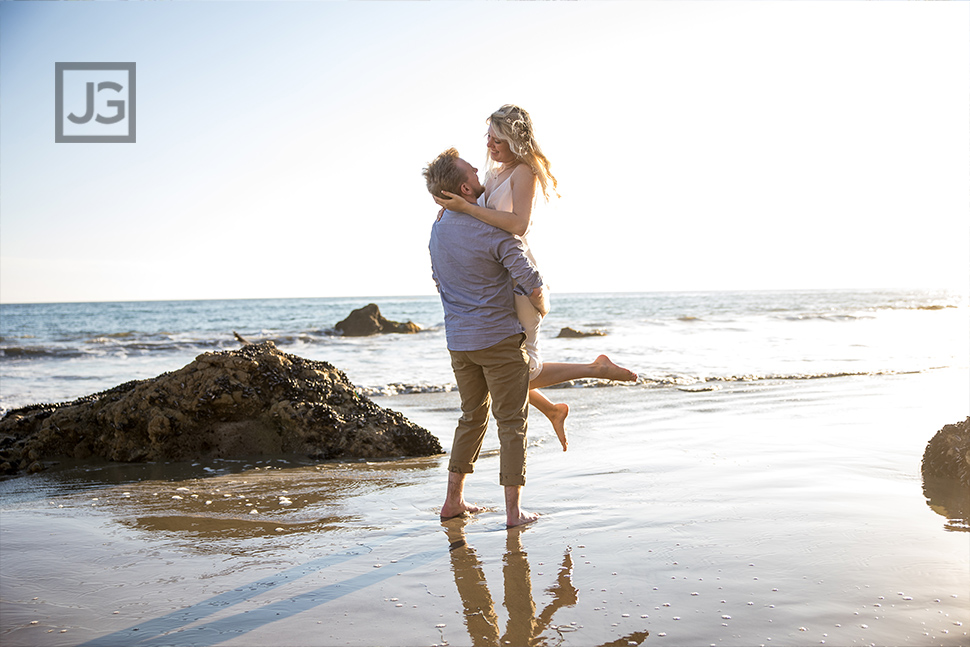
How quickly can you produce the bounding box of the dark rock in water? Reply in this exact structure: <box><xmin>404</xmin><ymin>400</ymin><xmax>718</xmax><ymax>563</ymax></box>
<box><xmin>557</xmin><ymin>327</ymin><xmax>607</xmax><ymax>338</ymax></box>
<box><xmin>922</xmin><ymin>417</ymin><xmax>970</xmax><ymax>488</ymax></box>
<box><xmin>335</xmin><ymin>303</ymin><xmax>420</xmax><ymax>336</ymax></box>
<box><xmin>921</xmin><ymin>417</ymin><xmax>970</xmax><ymax>531</ymax></box>
<box><xmin>0</xmin><ymin>342</ymin><xmax>442</xmax><ymax>476</ymax></box>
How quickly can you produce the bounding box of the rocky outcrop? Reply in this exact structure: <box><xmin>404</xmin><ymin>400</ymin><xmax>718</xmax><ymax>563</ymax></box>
<box><xmin>557</xmin><ymin>327</ymin><xmax>606</xmax><ymax>338</ymax></box>
<box><xmin>922</xmin><ymin>417</ymin><xmax>970</xmax><ymax>489</ymax></box>
<box><xmin>335</xmin><ymin>304</ymin><xmax>420</xmax><ymax>336</ymax></box>
<box><xmin>0</xmin><ymin>342</ymin><xmax>442</xmax><ymax>476</ymax></box>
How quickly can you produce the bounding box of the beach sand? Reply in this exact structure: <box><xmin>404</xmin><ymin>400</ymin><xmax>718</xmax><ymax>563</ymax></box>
<box><xmin>1</xmin><ymin>369</ymin><xmax>967</xmax><ymax>646</ymax></box>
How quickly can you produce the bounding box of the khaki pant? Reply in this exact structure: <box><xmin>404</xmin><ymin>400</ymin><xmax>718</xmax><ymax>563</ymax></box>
<box><xmin>448</xmin><ymin>334</ymin><xmax>530</xmax><ymax>486</ymax></box>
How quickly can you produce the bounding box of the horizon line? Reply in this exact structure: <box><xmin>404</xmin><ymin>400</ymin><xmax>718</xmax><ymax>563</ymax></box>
<box><xmin>1</xmin><ymin>285</ymin><xmax>967</xmax><ymax>308</ymax></box>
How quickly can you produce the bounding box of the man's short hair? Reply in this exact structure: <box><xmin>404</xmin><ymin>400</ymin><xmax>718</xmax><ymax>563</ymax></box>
<box><xmin>423</xmin><ymin>148</ymin><xmax>464</xmax><ymax>199</ymax></box>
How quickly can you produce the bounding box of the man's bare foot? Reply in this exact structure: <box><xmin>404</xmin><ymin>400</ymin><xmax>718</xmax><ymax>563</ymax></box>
<box><xmin>593</xmin><ymin>355</ymin><xmax>638</xmax><ymax>382</ymax></box>
<box><xmin>507</xmin><ymin>509</ymin><xmax>539</xmax><ymax>528</ymax></box>
<box><xmin>440</xmin><ymin>501</ymin><xmax>483</xmax><ymax>521</ymax></box>
<box><xmin>549</xmin><ymin>402</ymin><xmax>569</xmax><ymax>451</ymax></box>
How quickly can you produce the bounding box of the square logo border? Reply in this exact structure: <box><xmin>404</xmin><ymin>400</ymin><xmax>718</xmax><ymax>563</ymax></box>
<box><xmin>55</xmin><ymin>62</ymin><xmax>136</xmax><ymax>143</ymax></box>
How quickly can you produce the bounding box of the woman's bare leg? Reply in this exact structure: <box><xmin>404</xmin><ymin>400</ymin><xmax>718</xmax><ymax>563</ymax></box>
<box><xmin>530</xmin><ymin>355</ymin><xmax>637</xmax><ymax>390</ymax></box>
<box><xmin>526</xmin><ymin>356</ymin><xmax>635</xmax><ymax>452</ymax></box>
<box><xmin>529</xmin><ymin>389</ymin><xmax>569</xmax><ymax>451</ymax></box>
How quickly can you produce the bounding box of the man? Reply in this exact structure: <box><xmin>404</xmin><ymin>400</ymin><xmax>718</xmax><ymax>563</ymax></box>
<box><xmin>423</xmin><ymin>147</ymin><xmax>547</xmax><ymax>528</ymax></box>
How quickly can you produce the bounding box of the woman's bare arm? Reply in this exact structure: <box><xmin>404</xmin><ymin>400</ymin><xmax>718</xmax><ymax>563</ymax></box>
<box><xmin>432</xmin><ymin>165</ymin><xmax>535</xmax><ymax>237</ymax></box>
<box><xmin>529</xmin><ymin>285</ymin><xmax>549</xmax><ymax>317</ymax></box>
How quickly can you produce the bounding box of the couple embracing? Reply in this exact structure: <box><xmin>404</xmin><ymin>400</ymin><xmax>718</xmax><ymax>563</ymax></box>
<box><xmin>423</xmin><ymin>105</ymin><xmax>637</xmax><ymax>528</ymax></box>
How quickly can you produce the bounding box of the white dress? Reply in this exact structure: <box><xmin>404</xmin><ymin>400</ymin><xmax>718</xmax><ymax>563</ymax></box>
<box><xmin>480</xmin><ymin>171</ymin><xmax>545</xmax><ymax>381</ymax></box>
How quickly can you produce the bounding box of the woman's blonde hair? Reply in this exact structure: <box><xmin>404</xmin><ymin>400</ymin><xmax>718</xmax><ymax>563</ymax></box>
<box><xmin>486</xmin><ymin>104</ymin><xmax>559</xmax><ymax>201</ymax></box>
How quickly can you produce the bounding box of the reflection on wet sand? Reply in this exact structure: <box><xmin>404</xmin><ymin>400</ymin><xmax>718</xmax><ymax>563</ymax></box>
<box><xmin>48</xmin><ymin>457</ymin><xmax>441</xmax><ymax>545</ymax></box>
<box><xmin>127</xmin><ymin>514</ymin><xmax>343</xmax><ymax>538</ymax></box>
<box><xmin>443</xmin><ymin>520</ymin><xmax>648</xmax><ymax>647</ymax></box>
<box><xmin>922</xmin><ymin>474</ymin><xmax>970</xmax><ymax>532</ymax></box>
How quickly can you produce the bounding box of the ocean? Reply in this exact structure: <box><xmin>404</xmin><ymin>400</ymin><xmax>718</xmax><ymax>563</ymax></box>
<box><xmin>2</xmin><ymin>288</ymin><xmax>966</xmax><ymax>412</ymax></box>
<box><xmin>2</xmin><ymin>289</ymin><xmax>968</xmax><ymax>646</ymax></box>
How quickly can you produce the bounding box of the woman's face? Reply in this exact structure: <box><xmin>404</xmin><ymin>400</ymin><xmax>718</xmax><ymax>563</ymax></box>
<box><xmin>486</xmin><ymin>126</ymin><xmax>516</xmax><ymax>165</ymax></box>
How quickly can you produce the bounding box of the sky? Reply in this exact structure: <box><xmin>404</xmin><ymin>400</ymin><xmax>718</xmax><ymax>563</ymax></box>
<box><xmin>1</xmin><ymin>1</ymin><xmax>968</xmax><ymax>304</ymax></box>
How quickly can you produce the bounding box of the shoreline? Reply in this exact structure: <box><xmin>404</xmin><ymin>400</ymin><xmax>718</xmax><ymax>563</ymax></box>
<box><xmin>1</xmin><ymin>370</ymin><xmax>968</xmax><ymax>646</ymax></box>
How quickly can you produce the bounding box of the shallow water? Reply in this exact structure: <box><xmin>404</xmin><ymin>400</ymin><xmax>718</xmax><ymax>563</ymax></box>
<box><xmin>1</xmin><ymin>369</ymin><xmax>967</xmax><ymax>646</ymax></box>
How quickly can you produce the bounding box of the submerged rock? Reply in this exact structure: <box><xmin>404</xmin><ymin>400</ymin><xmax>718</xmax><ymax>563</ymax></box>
<box><xmin>0</xmin><ymin>342</ymin><xmax>442</xmax><ymax>476</ymax></box>
<box><xmin>557</xmin><ymin>327</ymin><xmax>607</xmax><ymax>338</ymax></box>
<box><xmin>335</xmin><ymin>304</ymin><xmax>420</xmax><ymax>336</ymax></box>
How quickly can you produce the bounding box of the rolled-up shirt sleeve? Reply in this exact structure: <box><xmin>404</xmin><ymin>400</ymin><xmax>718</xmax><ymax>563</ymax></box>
<box><xmin>496</xmin><ymin>236</ymin><xmax>543</xmax><ymax>296</ymax></box>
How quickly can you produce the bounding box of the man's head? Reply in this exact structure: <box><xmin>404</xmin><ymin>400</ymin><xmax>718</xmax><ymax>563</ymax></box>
<box><xmin>423</xmin><ymin>148</ymin><xmax>485</xmax><ymax>202</ymax></box>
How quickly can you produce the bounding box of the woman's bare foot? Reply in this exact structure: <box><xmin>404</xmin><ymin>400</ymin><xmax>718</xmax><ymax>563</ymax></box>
<box><xmin>593</xmin><ymin>355</ymin><xmax>638</xmax><ymax>382</ymax></box>
<box><xmin>549</xmin><ymin>402</ymin><xmax>569</xmax><ymax>451</ymax></box>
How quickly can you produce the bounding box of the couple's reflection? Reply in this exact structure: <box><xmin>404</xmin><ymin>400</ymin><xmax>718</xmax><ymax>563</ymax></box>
<box><xmin>443</xmin><ymin>520</ymin><xmax>648</xmax><ymax>647</ymax></box>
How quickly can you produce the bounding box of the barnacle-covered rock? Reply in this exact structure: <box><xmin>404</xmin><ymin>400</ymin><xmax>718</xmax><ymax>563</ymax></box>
<box><xmin>0</xmin><ymin>342</ymin><xmax>442</xmax><ymax>475</ymax></box>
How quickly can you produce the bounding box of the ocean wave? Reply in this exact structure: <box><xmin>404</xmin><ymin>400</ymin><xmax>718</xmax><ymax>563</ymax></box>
<box><xmin>633</xmin><ymin>369</ymin><xmax>927</xmax><ymax>387</ymax></box>
<box><xmin>774</xmin><ymin>303</ymin><xmax>963</xmax><ymax>322</ymax></box>
<box><xmin>0</xmin><ymin>330</ymin><xmax>285</xmax><ymax>360</ymax></box>
<box><xmin>359</xmin><ymin>369</ymin><xmax>930</xmax><ymax>398</ymax></box>
<box><xmin>0</xmin><ymin>346</ymin><xmax>86</xmax><ymax>359</ymax></box>
<box><xmin>0</xmin><ymin>339</ymin><xmax>229</xmax><ymax>360</ymax></box>
<box><xmin>0</xmin><ymin>325</ymin><xmax>444</xmax><ymax>362</ymax></box>
<box><xmin>357</xmin><ymin>383</ymin><xmax>457</xmax><ymax>397</ymax></box>
<box><xmin>89</xmin><ymin>331</ymin><xmax>138</xmax><ymax>340</ymax></box>
<box><xmin>513</xmin><ymin>369</ymin><xmax>931</xmax><ymax>390</ymax></box>
<box><xmin>777</xmin><ymin>313</ymin><xmax>875</xmax><ymax>322</ymax></box>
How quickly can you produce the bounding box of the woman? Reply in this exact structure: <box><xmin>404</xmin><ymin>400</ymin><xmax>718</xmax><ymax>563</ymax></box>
<box><xmin>434</xmin><ymin>105</ymin><xmax>637</xmax><ymax>451</ymax></box>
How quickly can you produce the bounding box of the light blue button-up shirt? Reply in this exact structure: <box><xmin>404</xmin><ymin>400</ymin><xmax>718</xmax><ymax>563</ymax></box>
<box><xmin>430</xmin><ymin>211</ymin><xmax>544</xmax><ymax>352</ymax></box>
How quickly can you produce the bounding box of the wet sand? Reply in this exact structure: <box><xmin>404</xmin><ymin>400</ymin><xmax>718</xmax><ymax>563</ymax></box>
<box><xmin>1</xmin><ymin>369</ymin><xmax>968</xmax><ymax>646</ymax></box>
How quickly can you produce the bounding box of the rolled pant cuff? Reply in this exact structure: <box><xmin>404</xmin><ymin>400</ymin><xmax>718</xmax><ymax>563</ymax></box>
<box><xmin>448</xmin><ymin>462</ymin><xmax>474</xmax><ymax>475</ymax></box>
<box><xmin>499</xmin><ymin>474</ymin><xmax>526</xmax><ymax>487</ymax></box>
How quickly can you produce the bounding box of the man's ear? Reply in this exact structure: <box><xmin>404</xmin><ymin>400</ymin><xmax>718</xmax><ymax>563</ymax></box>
<box><xmin>457</xmin><ymin>182</ymin><xmax>471</xmax><ymax>198</ymax></box>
